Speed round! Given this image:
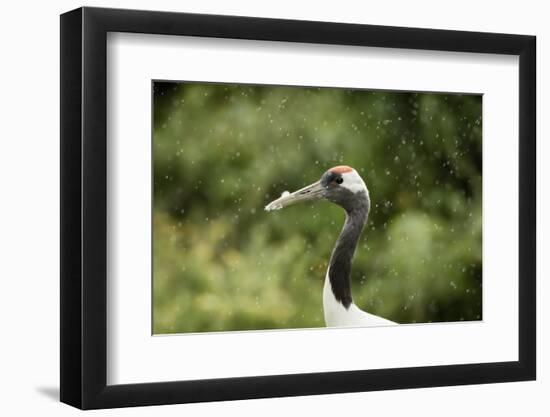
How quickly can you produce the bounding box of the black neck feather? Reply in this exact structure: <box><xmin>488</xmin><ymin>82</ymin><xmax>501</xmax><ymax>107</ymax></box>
<box><xmin>328</xmin><ymin>193</ymin><xmax>369</xmax><ymax>309</ymax></box>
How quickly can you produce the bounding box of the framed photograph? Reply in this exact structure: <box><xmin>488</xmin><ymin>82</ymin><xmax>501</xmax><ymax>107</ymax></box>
<box><xmin>60</xmin><ymin>6</ymin><xmax>536</xmax><ymax>409</ymax></box>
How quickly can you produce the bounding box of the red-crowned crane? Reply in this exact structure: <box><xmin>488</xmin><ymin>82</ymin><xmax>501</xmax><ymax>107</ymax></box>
<box><xmin>265</xmin><ymin>166</ymin><xmax>397</xmax><ymax>327</ymax></box>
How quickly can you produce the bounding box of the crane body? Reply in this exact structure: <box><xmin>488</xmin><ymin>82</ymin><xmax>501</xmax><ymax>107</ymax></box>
<box><xmin>265</xmin><ymin>165</ymin><xmax>397</xmax><ymax>327</ymax></box>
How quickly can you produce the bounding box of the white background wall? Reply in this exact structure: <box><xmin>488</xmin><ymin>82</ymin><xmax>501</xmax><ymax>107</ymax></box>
<box><xmin>0</xmin><ymin>0</ymin><xmax>545</xmax><ymax>415</ymax></box>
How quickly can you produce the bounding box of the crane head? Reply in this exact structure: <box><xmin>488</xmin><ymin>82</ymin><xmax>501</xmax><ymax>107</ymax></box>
<box><xmin>264</xmin><ymin>165</ymin><xmax>369</xmax><ymax>213</ymax></box>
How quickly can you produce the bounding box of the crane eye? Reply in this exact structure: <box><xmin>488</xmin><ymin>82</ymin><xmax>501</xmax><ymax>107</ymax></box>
<box><xmin>335</xmin><ymin>177</ymin><xmax>343</xmax><ymax>184</ymax></box>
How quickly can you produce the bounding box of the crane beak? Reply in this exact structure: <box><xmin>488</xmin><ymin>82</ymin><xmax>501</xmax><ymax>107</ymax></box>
<box><xmin>265</xmin><ymin>181</ymin><xmax>325</xmax><ymax>211</ymax></box>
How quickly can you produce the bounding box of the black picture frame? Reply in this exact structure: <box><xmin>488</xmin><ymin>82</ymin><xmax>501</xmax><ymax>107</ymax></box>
<box><xmin>60</xmin><ymin>6</ymin><xmax>536</xmax><ymax>410</ymax></box>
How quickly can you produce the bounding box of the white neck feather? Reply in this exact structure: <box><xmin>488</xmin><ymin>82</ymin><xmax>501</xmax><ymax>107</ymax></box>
<box><xmin>323</xmin><ymin>272</ymin><xmax>396</xmax><ymax>327</ymax></box>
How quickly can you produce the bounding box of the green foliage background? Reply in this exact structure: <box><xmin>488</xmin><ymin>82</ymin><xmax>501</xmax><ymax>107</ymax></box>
<box><xmin>153</xmin><ymin>82</ymin><xmax>482</xmax><ymax>334</ymax></box>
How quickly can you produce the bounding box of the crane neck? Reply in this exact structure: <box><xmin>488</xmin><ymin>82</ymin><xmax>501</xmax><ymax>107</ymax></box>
<box><xmin>327</xmin><ymin>194</ymin><xmax>369</xmax><ymax>309</ymax></box>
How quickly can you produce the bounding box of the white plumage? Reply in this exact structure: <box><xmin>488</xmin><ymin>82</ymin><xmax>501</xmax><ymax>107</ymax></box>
<box><xmin>323</xmin><ymin>272</ymin><xmax>395</xmax><ymax>327</ymax></box>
